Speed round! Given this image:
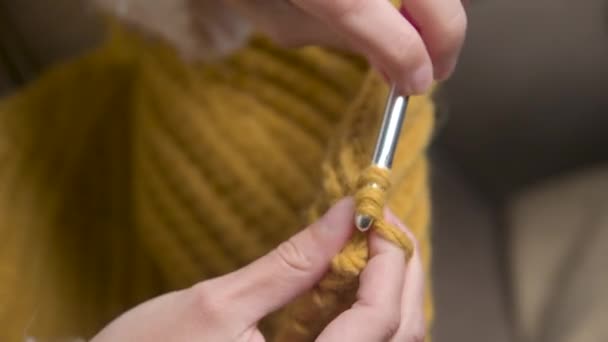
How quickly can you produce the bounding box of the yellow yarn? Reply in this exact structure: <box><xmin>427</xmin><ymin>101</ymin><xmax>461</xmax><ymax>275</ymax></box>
<box><xmin>0</xmin><ymin>25</ymin><xmax>435</xmax><ymax>341</ymax></box>
<box><xmin>355</xmin><ymin>166</ymin><xmax>414</xmax><ymax>255</ymax></box>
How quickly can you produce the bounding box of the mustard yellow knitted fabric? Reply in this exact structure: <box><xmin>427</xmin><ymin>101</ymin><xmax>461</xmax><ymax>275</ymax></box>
<box><xmin>0</xmin><ymin>27</ymin><xmax>435</xmax><ymax>341</ymax></box>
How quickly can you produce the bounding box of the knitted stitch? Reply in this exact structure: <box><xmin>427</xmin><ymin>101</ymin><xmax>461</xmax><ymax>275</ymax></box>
<box><xmin>0</xmin><ymin>26</ymin><xmax>435</xmax><ymax>341</ymax></box>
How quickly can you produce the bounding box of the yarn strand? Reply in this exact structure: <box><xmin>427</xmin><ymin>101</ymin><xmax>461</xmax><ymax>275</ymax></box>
<box><xmin>355</xmin><ymin>166</ymin><xmax>414</xmax><ymax>256</ymax></box>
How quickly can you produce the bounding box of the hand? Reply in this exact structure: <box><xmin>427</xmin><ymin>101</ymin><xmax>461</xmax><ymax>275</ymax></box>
<box><xmin>91</xmin><ymin>197</ymin><xmax>426</xmax><ymax>341</ymax></box>
<box><xmin>229</xmin><ymin>0</ymin><xmax>467</xmax><ymax>94</ymax></box>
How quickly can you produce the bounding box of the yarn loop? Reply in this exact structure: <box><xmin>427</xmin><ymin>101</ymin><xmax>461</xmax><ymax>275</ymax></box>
<box><xmin>354</xmin><ymin>166</ymin><xmax>414</xmax><ymax>258</ymax></box>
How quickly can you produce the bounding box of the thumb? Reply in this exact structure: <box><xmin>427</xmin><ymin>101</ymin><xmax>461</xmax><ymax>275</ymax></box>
<box><xmin>205</xmin><ymin>197</ymin><xmax>355</xmax><ymax>324</ymax></box>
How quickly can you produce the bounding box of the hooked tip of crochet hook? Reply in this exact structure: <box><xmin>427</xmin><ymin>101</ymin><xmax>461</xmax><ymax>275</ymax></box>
<box><xmin>355</xmin><ymin>213</ymin><xmax>374</xmax><ymax>232</ymax></box>
<box><xmin>355</xmin><ymin>84</ymin><xmax>409</xmax><ymax>232</ymax></box>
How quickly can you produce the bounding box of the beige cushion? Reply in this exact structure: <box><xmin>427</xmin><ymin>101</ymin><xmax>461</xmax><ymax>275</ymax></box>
<box><xmin>508</xmin><ymin>165</ymin><xmax>608</xmax><ymax>341</ymax></box>
<box><xmin>431</xmin><ymin>159</ymin><xmax>512</xmax><ymax>342</ymax></box>
<box><xmin>437</xmin><ymin>0</ymin><xmax>608</xmax><ymax>195</ymax></box>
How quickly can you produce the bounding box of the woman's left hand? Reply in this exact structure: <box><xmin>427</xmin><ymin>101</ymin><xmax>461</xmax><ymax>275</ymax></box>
<box><xmin>91</xmin><ymin>198</ymin><xmax>426</xmax><ymax>341</ymax></box>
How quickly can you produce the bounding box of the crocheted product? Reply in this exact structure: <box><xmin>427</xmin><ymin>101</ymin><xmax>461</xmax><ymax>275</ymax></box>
<box><xmin>0</xmin><ymin>27</ymin><xmax>435</xmax><ymax>341</ymax></box>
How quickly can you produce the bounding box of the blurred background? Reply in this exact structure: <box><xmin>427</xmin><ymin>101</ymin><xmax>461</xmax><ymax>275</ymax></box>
<box><xmin>1</xmin><ymin>0</ymin><xmax>607</xmax><ymax>341</ymax></box>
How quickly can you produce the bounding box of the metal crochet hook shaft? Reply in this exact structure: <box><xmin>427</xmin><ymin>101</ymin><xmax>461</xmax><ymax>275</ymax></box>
<box><xmin>355</xmin><ymin>84</ymin><xmax>409</xmax><ymax>231</ymax></box>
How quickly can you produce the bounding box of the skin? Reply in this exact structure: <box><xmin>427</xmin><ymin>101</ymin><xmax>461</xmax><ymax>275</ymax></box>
<box><xmin>91</xmin><ymin>197</ymin><xmax>427</xmax><ymax>341</ymax></box>
<box><xmin>96</xmin><ymin>0</ymin><xmax>466</xmax><ymax>93</ymax></box>
<box><xmin>92</xmin><ymin>1</ymin><xmax>466</xmax><ymax>339</ymax></box>
<box><xmin>228</xmin><ymin>0</ymin><xmax>468</xmax><ymax>94</ymax></box>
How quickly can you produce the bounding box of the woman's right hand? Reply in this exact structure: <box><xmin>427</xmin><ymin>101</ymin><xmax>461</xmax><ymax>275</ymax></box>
<box><xmin>96</xmin><ymin>0</ymin><xmax>467</xmax><ymax>95</ymax></box>
<box><xmin>230</xmin><ymin>0</ymin><xmax>468</xmax><ymax>94</ymax></box>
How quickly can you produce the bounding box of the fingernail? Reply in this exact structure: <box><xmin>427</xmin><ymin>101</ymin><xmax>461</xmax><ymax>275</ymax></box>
<box><xmin>318</xmin><ymin>197</ymin><xmax>355</xmax><ymax>234</ymax></box>
<box><xmin>411</xmin><ymin>63</ymin><xmax>433</xmax><ymax>94</ymax></box>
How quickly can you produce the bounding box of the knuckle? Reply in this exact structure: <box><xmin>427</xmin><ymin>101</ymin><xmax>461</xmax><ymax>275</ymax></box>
<box><xmin>405</xmin><ymin>331</ymin><xmax>426</xmax><ymax>342</ymax></box>
<box><xmin>396</xmin><ymin>319</ymin><xmax>426</xmax><ymax>342</ymax></box>
<box><xmin>274</xmin><ymin>238</ymin><xmax>314</xmax><ymax>274</ymax></box>
<box><xmin>189</xmin><ymin>283</ymin><xmax>223</xmax><ymax>319</ymax></box>
<box><xmin>377</xmin><ymin>310</ymin><xmax>402</xmax><ymax>339</ymax></box>
<box><xmin>384</xmin><ymin>317</ymin><xmax>402</xmax><ymax>339</ymax></box>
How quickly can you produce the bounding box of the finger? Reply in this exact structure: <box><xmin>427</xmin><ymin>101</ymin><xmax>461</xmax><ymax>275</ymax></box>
<box><xmin>395</xmin><ymin>247</ymin><xmax>426</xmax><ymax>341</ymax></box>
<box><xmin>400</xmin><ymin>0</ymin><xmax>467</xmax><ymax>80</ymax></box>
<box><xmin>317</xmin><ymin>217</ymin><xmax>407</xmax><ymax>341</ymax></box>
<box><xmin>198</xmin><ymin>197</ymin><xmax>356</xmax><ymax>324</ymax></box>
<box><xmin>385</xmin><ymin>209</ymin><xmax>427</xmax><ymax>341</ymax></box>
<box><xmin>292</xmin><ymin>0</ymin><xmax>433</xmax><ymax>95</ymax></box>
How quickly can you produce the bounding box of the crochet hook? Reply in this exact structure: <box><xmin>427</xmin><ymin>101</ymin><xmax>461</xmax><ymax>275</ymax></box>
<box><xmin>355</xmin><ymin>84</ymin><xmax>409</xmax><ymax>231</ymax></box>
